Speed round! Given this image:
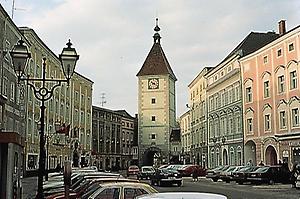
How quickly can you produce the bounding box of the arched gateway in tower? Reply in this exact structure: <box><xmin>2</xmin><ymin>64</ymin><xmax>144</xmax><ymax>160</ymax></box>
<box><xmin>136</xmin><ymin>19</ymin><xmax>177</xmax><ymax>166</ymax></box>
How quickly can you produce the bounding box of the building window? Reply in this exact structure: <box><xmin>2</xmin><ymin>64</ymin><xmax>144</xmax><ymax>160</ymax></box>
<box><xmin>245</xmin><ymin>87</ymin><xmax>252</xmax><ymax>103</ymax></box>
<box><xmin>247</xmin><ymin>118</ymin><xmax>253</xmax><ymax>133</ymax></box>
<box><xmin>151</xmin><ymin>134</ymin><xmax>156</xmax><ymax>139</ymax></box>
<box><xmin>279</xmin><ymin>111</ymin><xmax>286</xmax><ymax>129</ymax></box>
<box><xmin>288</xmin><ymin>43</ymin><xmax>294</xmax><ymax>51</ymax></box>
<box><xmin>292</xmin><ymin>108</ymin><xmax>299</xmax><ymax>127</ymax></box>
<box><xmin>278</xmin><ymin>75</ymin><xmax>285</xmax><ymax>93</ymax></box>
<box><xmin>151</xmin><ymin>116</ymin><xmax>156</xmax><ymax>121</ymax></box>
<box><xmin>11</xmin><ymin>83</ymin><xmax>15</xmax><ymax>101</ymax></box>
<box><xmin>264</xmin><ymin>114</ymin><xmax>271</xmax><ymax>131</ymax></box>
<box><xmin>151</xmin><ymin>98</ymin><xmax>156</xmax><ymax>104</ymax></box>
<box><xmin>277</xmin><ymin>49</ymin><xmax>282</xmax><ymax>57</ymax></box>
<box><xmin>3</xmin><ymin>77</ymin><xmax>8</xmax><ymax>96</ymax></box>
<box><xmin>263</xmin><ymin>56</ymin><xmax>268</xmax><ymax>64</ymax></box>
<box><xmin>290</xmin><ymin>71</ymin><xmax>297</xmax><ymax>89</ymax></box>
<box><xmin>264</xmin><ymin>81</ymin><xmax>270</xmax><ymax>98</ymax></box>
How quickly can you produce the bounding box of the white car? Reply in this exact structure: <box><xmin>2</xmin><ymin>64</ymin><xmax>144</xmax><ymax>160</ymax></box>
<box><xmin>296</xmin><ymin>174</ymin><xmax>300</xmax><ymax>189</ymax></box>
<box><xmin>136</xmin><ymin>192</ymin><xmax>227</xmax><ymax>199</ymax></box>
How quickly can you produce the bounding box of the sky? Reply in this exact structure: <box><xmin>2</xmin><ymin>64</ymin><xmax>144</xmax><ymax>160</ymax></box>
<box><xmin>1</xmin><ymin>0</ymin><xmax>300</xmax><ymax>117</ymax></box>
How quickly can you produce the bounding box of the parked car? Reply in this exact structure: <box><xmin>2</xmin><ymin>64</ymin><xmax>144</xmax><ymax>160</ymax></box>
<box><xmin>84</xmin><ymin>181</ymin><xmax>158</xmax><ymax>199</ymax></box>
<box><xmin>127</xmin><ymin>165</ymin><xmax>140</xmax><ymax>176</ymax></box>
<box><xmin>166</xmin><ymin>164</ymin><xmax>185</xmax><ymax>172</ymax></box>
<box><xmin>137</xmin><ymin>166</ymin><xmax>155</xmax><ymax>180</ymax></box>
<box><xmin>46</xmin><ymin>178</ymin><xmax>139</xmax><ymax>199</ymax></box>
<box><xmin>247</xmin><ymin>165</ymin><xmax>291</xmax><ymax>185</ymax></box>
<box><xmin>136</xmin><ymin>192</ymin><xmax>227</xmax><ymax>199</ymax></box>
<box><xmin>150</xmin><ymin>168</ymin><xmax>182</xmax><ymax>187</ymax></box>
<box><xmin>219</xmin><ymin>166</ymin><xmax>245</xmax><ymax>183</ymax></box>
<box><xmin>178</xmin><ymin>165</ymin><xmax>207</xmax><ymax>177</ymax></box>
<box><xmin>206</xmin><ymin>165</ymin><xmax>230</xmax><ymax>182</ymax></box>
<box><xmin>232</xmin><ymin>166</ymin><xmax>259</xmax><ymax>185</ymax></box>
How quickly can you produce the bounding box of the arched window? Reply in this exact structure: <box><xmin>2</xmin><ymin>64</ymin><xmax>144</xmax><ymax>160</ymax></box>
<box><xmin>211</xmin><ymin>148</ymin><xmax>215</xmax><ymax>168</ymax></box>
<box><xmin>230</xmin><ymin>147</ymin><xmax>235</xmax><ymax>165</ymax></box>
<box><xmin>237</xmin><ymin>146</ymin><xmax>242</xmax><ymax>166</ymax></box>
<box><xmin>216</xmin><ymin>148</ymin><xmax>220</xmax><ymax>166</ymax></box>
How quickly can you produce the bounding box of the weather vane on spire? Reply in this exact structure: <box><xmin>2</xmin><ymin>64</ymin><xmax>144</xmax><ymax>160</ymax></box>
<box><xmin>153</xmin><ymin>18</ymin><xmax>161</xmax><ymax>43</ymax></box>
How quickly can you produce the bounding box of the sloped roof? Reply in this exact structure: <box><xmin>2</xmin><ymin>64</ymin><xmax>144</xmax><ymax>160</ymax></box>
<box><xmin>136</xmin><ymin>42</ymin><xmax>177</xmax><ymax>81</ymax></box>
<box><xmin>222</xmin><ymin>31</ymin><xmax>279</xmax><ymax>62</ymax></box>
<box><xmin>114</xmin><ymin>110</ymin><xmax>135</xmax><ymax>119</ymax></box>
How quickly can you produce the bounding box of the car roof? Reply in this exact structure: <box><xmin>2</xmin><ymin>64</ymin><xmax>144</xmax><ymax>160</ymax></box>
<box><xmin>136</xmin><ymin>192</ymin><xmax>227</xmax><ymax>199</ymax></box>
<box><xmin>142</xmin><ymin>166</ymin><xmax>154</xmax><ymax>168</ymax></box>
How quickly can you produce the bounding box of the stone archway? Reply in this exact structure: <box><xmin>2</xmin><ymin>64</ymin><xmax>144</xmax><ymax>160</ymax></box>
<box><xmin>143</xmin><ymin>147</ymin><xmax>161</xmax><ymax>166</ymax></box>
<box><xmin>245</xmin><ymin>140</ymin><xmax>256</xmax><ymax>165</ymax></box>
<box><xmin>265</xmin><ymin>145</ymin><xmax>277</xmax><ymax>165</ymax></box>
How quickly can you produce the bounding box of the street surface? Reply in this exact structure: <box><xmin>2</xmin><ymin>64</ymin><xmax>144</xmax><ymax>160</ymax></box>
<box><xmin>22</xmin><ymin>175</ymin><xmax>300</xmax><ymax>199</ymax></box>
<box><xmin>151</xmin><ymin>177</ymin><xmax>300</xmax><ymax>199</ymax></box>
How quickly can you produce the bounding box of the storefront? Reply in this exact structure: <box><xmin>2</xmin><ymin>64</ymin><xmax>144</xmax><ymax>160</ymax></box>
<box><xmin>0</xmin><ymin>132</ymin><xmax>24</xmax><ymax>199</ymax></box>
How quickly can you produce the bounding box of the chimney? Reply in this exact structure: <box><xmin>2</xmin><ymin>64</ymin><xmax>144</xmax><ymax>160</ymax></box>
<box><xmin>278</xmin><ymin>20</ymin><xmax>286</xmax><ymax>36</ymax></box>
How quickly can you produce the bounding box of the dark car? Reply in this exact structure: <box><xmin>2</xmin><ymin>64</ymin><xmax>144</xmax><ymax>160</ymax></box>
<box><xmin>137</xmin><ymin>166</ymin><xmax>156</xmax><ymax>180</ymax></box>
<box><xmin>233</xmin><ymin>166</ymin><xmax>259</xmax><ymax>185</ymax></box>
<box><xmin>150</xmin><ymin>168</ymin><xmax>182</xmax><ymax>187</ymax></box>
<box><xmin>178</xmin><ymin>165</ymin><xmax>207</xmax><ymax>177</ymax></box>
<box><xmin>219</xmin><ymin>166</ymin><xmax>245</xmax><ymax>183</ymax></box>
<box><xmin>206</xmin><ymin>165</ymin><xmax>230</xmax><ymax>182</ymax></box>
<box><xmin>247</xmin><ymin>165</ymin><xmax>291</xmax><ymax>185</ymax></box>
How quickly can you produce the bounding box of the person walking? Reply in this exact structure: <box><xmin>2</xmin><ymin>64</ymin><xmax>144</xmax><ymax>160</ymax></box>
<box><xmin>258</xmin><ymin>160</ymin><xmax>264</xmax><ymax>166</ymax></box>
<box><xmin>192</xmin><ymin>169</ymin><xmax>199</xmax><ymax>182</ymax></box>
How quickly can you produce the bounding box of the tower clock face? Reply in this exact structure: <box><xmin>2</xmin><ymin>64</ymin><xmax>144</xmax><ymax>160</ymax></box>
<box><xmin>148</xmin><ymin>78</ymin><xmax>159</xmax><ymax>89</ymax></box>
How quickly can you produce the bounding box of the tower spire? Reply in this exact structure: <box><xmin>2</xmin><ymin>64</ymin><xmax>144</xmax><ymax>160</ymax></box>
<box><xmin>153</xmin><ymin>18</ymin><xmax>161</xmax><ymax>43</ymax></box>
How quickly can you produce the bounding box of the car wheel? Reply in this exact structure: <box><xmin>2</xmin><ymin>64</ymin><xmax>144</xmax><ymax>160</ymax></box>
<box><xmin>269</xmin><ymin>179</ymin><xmax>275</xmax><ymax>185</ymax></box>
<box><xmin>177</xmin><ymin>181</ymin><xmax>182</xmax><ymax>186</ymax></box>
<box><xmin>238</xmin><ymin>181</ymin><xmax>243</xmax><ymax>185</ymax></box>
<box><xmin>212</xmin><ymin>178</ymin><xmax>218</xmax><ymax>182</ymax></box>
<box><xmin>226</xmin><ymin>180</ymin><xmax>230</xmax><ymax>183</ymax></box>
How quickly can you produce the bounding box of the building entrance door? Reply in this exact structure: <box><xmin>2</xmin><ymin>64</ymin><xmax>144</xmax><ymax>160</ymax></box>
<box><xmin>265</xmin><ymin>145</ymin><xmax>277</xmax><ymax>165</ymax></box>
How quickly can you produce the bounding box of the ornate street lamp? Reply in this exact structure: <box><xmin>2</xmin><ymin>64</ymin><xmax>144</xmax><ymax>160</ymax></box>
<box><xmin>10</xmin><ymin>39</ymin><xmax>79</xmax><ymax>199</ymax></box>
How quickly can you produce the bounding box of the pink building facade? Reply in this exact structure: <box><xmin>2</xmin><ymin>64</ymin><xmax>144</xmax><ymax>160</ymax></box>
<box><xmin>240</xmin><ymin>21</ymin><xmax>300</xmax><ymax>168</ymax></box>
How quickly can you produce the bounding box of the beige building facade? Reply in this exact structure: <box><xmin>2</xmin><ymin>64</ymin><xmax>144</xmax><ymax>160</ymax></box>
<box><xmin>186</xmin><ymin>67</ymin><xmax>212</xmax><ymax>167</ymax></box>
<box><xmin>137</xmin><ymin>21</ymin><xmax>177</xmax><ymax>166</ymax></box>
<box><xmin>20</xmin><ymin>27</ymin><xmax>93</xmax><ymax>170</ymax></box>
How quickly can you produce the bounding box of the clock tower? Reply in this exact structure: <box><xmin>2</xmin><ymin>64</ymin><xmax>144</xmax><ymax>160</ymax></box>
<box><xmin>136</xmin><ymin>19</ymin><xmax>177</xmax><ymax>166</ymax></box>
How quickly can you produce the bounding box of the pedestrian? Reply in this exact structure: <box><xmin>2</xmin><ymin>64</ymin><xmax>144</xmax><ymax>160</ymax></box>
<box><xmin>291</xmin><ymin>162</ymin><xmax>299</xmax><ymax>188</ymax></box>
<box><xmin>246</xmin><ymin>159</ymin><xmax>253</xmax><ymax>166</ymax></box>
<box><xmin>192</xmin><ymin>169</ymin><xmax>199</xmax><ymax>182</ymax></box>
<box><xmin>258</xmin><ymin>160</ymin><xmax>264</xmax><ymax>166</ymax></box>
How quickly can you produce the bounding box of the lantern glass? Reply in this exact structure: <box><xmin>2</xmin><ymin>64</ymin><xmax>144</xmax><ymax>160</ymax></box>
<box><xmin>59</xmin><ymin>40</ymin><xmax>79</xmax><ymax>81</ymax></box>
<box><xmin>10</xmin><ymin>39</ymin><xmax>31</xmax><ymax>78</ymax></box>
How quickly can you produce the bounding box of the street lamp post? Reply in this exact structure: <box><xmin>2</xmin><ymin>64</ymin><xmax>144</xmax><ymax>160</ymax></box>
<box><xmin>10</xmin><ymin>39</ymin><xmax>79</xmax><ymax>199</ymax></box>
<box><xmin>44</xmin><ymin>120</ymin><xmax>64</xmax><ymax>181</ymax></box>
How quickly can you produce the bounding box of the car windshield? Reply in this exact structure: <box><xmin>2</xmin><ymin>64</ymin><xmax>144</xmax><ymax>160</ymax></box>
<box><xmin>253</xmin><ymin>167</ymin><xmax>270</xmax><ymax>173</ymax></box>
<box><xmin>143</xmin><ymin>167</ymin><xmax>154</xmax><ymax>172</ymax></box>
<box><xmin>129</xmin><ymin>166</ymin><xmax>139</xmax><ymax>170</ymax></box>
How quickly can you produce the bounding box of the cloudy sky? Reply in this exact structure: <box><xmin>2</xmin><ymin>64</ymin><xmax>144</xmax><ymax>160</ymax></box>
<box><xmin>1</xmin><ymin>0</ymin><xmax>300</xmax><ymax>117</ymax></box>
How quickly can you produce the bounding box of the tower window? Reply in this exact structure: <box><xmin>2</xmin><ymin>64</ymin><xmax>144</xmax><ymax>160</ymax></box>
<box><xmin>151</xmin><ymin>98</ymin><xmax>156</xmax><ymax>104</ymax></box>
<box><xmin>151</xmin><ymin>116</ymin><xmax>156</xmax><ymax>121</ymax></box>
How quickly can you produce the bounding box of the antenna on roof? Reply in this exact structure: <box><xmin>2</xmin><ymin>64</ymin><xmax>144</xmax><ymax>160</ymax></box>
<box><xmin>11</xmin><ymin>0</ymin><xmax>26</xmax><ymax>19</ymax></box>
<box><xmin>100</xmin><ymin>93</ymin><xmax>107</xmax><ymax>107</ymax></box>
